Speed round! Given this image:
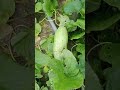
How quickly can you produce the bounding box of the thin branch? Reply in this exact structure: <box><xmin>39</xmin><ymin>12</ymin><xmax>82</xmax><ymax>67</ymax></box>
<box><xmin>47</xmin><ymin>17</ymin><xmax>57</xmax><ymax>33</ymax></box>
<box><xmin>86</xmin><ymin>42</ymin><xmax>112</xmax><ymax>61</ymax></box>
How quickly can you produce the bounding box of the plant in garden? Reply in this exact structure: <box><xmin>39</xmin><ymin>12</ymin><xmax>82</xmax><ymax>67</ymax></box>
<box><xmin>35</xmin><ymin>0</ymin><xmax>85</xmax><ymax>90</ymax></box>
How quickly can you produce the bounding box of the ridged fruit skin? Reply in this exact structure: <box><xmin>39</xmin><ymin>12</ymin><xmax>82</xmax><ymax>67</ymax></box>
<box><xmin>53</xmin><ymin>26</ymin><xmax>68</xmax><ymax>60</ymax></box>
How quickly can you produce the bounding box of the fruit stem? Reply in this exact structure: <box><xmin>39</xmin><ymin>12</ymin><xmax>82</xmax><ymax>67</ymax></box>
<box><xmin>47</xmin><ymin>17</ymin><xmax>57</xmax><ymax>33</ymax></box>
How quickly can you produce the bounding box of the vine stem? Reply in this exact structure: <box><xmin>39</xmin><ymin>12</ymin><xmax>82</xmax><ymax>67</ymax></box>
<box><xmin>71</xmin><ymin>44</ymin><xmax>78</xmax><ymax>52</ymax></box>
<box><xmin>81</xmin><ymin>85</ymin><xmax>85</xmax><ymax>90</ymax></box>
<box><xmin>8</xmin><ymin>44</ymin><xmax>16</xmax><ymax>62</ymax></box>
<box><xmin>39</xmin><ymin>17</ymin><xmax>47</xmax><ymax>23</ymax></box>
<box><xmin>86</xmin><ymin>42</ymin><xmax>112</xmax><ymax>61</ymax></box>
<box><xmin>14</xmin><ymin>25</ymin><xmax>29</xmax><ymax>30</ymax></box>
<box><xmin>47</xmin><ymin>17</ymin><xmax>57</xmax><ymax>33</ymax></box>
<box><xmin>8</xmin><ymin>33</ymin><xmax>16</xmax><ymax>62</ymax></box>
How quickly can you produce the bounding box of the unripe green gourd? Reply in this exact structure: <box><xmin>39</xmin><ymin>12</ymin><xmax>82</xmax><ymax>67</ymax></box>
<box><xmin>53</xmin><ymin>26</ymin><xmax>68</xmax><ymax>60</ymax></box>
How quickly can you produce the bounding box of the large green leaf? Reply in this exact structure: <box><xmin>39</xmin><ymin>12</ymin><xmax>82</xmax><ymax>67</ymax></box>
<box><xmin>86</xmin><ymin>0</ymin><xmax>101</xmax><ymax>14</ymax></box>
<box><xmin>35</xmin><ymin>48</ymin><xmax>51</xmax><ymax>66</ymax></box>
<box><xmin>48</xmin><ymin>59</ymin><xmax>84</xmax><ymax>90</ymax></box>
<box><xmin>63</xmin><ymin>0</ymin><xmax>82</xmax><ymax>15</ymax></box>
<box><xmin>11</xmin><ymin>30</ymin><xmax>34</xmax><ymax>60</ymax></box>
<box><xmin>43</xmin><ymin>0</ymin><xmax>58</xmax><ymax>17</ymax></box>
<box><xmin>0</xmin><ymin>0</ymin><xmax>15</xmax><ymax>25</ymax></box>
<box><xmin>99</xmin><ymin>43</ymin><xmax>120</xmax><ymax>67</ymax></box>
<box><xmin>104</xmin><ymin>68</ymin><xmax>120</xmax><ymax>90</ymax></box>
<box><xmin>86</xmin><ymin>62</ymin><xmax>103</xmax><ymax>90</ymax></box>
<box><xmin>0</xmin><ymin>53</ymin><xmax>33</xmax><ymax>90</ymax></box>
<box><xmin>61</xmin><ymin>49</ymin><xmax>80</xmax><ymax>76</ymax></box>
<box><xmin>0</xmin><ymin>24</ymin><xmax>13</xmax><ymax>39</ymax></box>
<box><xmin>35</xmin><ymin>48</ymin><xmax>84</xmax><ymax>90</ymax></box>
<box><xmin>104</xmin><ymin>0</ymin><xmax>120</xmax><ymax>9</ymax></box>
<box><xmin>86</xmin><ymin>12</ymin><xmax>120</xmax><ymax>32</ymax></box>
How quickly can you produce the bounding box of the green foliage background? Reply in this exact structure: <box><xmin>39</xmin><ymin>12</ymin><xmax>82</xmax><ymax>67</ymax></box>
<box><xmin>0</xmin><ymin>0</ymin><xmax>34</xmax><ymax>90</ymax></box>
<box><xmin>86</xmin><ymin>0</ymin><xmax>120</xmax><ymax>90</ymax></box>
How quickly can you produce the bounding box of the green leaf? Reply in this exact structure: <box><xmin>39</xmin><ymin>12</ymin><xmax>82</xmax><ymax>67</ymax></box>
<box><xmin>75</xmin><ymin>19</ymin><xmax>85</xmax><ymax>29</ymax></box>
<box><xmin>11</xmin><ymin>32</ymin><xmax>27</xmax><ymax>46</ymax></box>
<box><xmin>58</xmin><ymin>15</ymin><xmax>70</xmax><ymax>27</ymax></box>
<box><xmin>35</xmin><ymin>82</ymin><xmax>40</xmax><ymax>90</ymax></box>
<box><xmin>104</xmin><ymin>0</ymin><xmax>120</xmax><ymax>9</ymax></box>
<box><xmin>35</xmin><ymin>64</ymin><xmax>43</xmax><ymax>78</ymax></box>
<box><xmin>99</xmin><ymin>43</ymin><xmax>120</xmax><ymax>67</ymax></box>
<box><xmin>43</xmin><ymin>0</ymin><xmax>58</xmax><ymax>17</ymax></box>
<box><xmin>0</xmin><ymin>24</ymin><xmax>13</xmax><ymax>39</ymax></box>
<box><xmin>86</xmin><ymin>62</ymin><xmax>103</xmax><ymax>90</ymax></box>
<box><xmin>35</xmin><ymin>48</ymin><xmax>51</xmax><ymax>66</ymax></box>
<box><xmin>77</xmin><ymin>44</ymin><xmax>85</xmax><ymax>77</ymax></box>
<box><xmin>64</xmin><ymin>0</ymin><xmax>82</xmax><ymax>15</ymax></box>
<box><xmin>0</xmin><ymin>53</ymin><xmax>33</xmax><ymax>90</ymax></box>
<box><xmin>35</xmin><ymin>23</ymin><xmax>41</xmax><ymax>36</ymax></box>
<box><xmin>35</xmin><ymin>2</ymin><xmax>42</xmax><ymax>12</ymax></box>
<box><xmin>78</xmin><ymin>54</ymin><xmax>85</xmax><ymax>78</ymax></box>
<box><xmin>103</xmin><ymin>67</ymin><xmax>112</xmax><ymax>80</ymax></box>
<box><xmin>80</xmin><ymin>0</ymin><xmax>85</xmax><ymax>16</ymax></box>
<box><xmin>86</xmin><ymin>12</ymin><xmax>120</xmax><ymax>32</ymax></box>
<box><xmin>66</xmin><ymin>20</ymin><xmax>77</xmax><ymax>32</ymax></box>
<box><xmin>41</xmin><ymin>86</ymin><xmax>48</xmax><ymax>90</ymax></box>
<box><xmin>58</xmin><ymin>15</ymin><xmax>85</xmax><ymax>31</ymax></box>
<box><xmin>76</xmin><ymin>43</ymin><xmax>85</xmax><ymax>54</ymax></box>
<box><xmin>99</xmin><ymin>43</ymin><xmax>112</xmax><ymax>64</ymax></box>
<box><xmin>41</xmin><ymin>35</ymin><xmax>54</xmax><ymax>57</ymax></box>
<box><xmin>86</xmin><ymin>0</ymin><xmax>101</xmax><ymax>14</ymax></box>
<box><xmin>11</xmin><ymin>30</ymin><xmax>34</xmax><ymax>60</ymax></box>
<box><xmin>99</xmin><ymin>43</ymin><xmax>120</xmax><ymax>90</ymax></box>
<box><xmin>62</xmin><ymin>49</ymin><xmax>80</xmax><ymax>77</ymax></box>
<box><xmin>111</xmin><ymin>69</ymin><xmax>120</xmax><ymax>90</ymax></box>
<box><xmin>0</xmin><ymin>14</ymin><xmax>9</xmax><ymax>25</ymax></box>
<box><xmin>104</xmin><ymin>68</ymin><xmax>120</xmax><ymax>90</ymax></box>
<box><xmin>0</xmin><ymin>0</ymin><xmax>15</xmax><ymax>25</ymax></box>
<box><xmin>70</xmin><ymin>31</ymin><xmax>85</xmax><ymax>40</ymax></box>
<box><xmin>48</xmin><ymin>59</ymin><xmax>84</xmax><ymax>90</ymax></box>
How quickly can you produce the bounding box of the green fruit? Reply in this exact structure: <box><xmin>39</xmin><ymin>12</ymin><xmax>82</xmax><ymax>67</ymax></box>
<box><xmin>53</xmin><ymin>26</ymin><xmax>68</xmax><ymax>60</ymax></box>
